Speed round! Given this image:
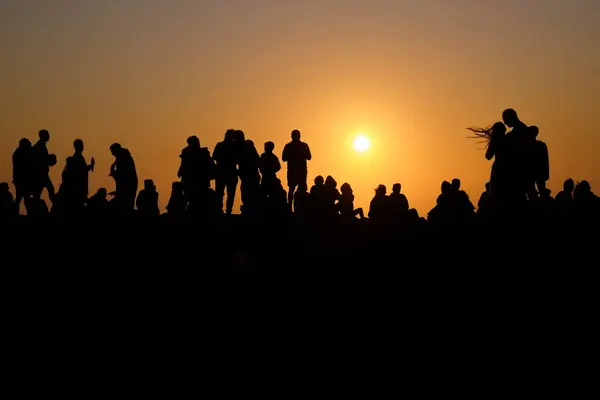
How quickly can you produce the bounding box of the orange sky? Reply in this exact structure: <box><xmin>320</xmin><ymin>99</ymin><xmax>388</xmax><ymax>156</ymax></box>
<box><xmin>1</xmin><ymin>0</ymin><xmax>598</xmax><ymax>215</ymax></box>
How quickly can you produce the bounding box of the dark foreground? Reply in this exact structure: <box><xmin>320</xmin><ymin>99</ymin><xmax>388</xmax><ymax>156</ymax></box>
<box><xmin>2</xmin><ymin>213</ymin><xmax>596</xmax><ymax>388</ymax></box>
<box><xmin>3</xmin><ymin>212</ymin><xmax>595</xmax><ymax>273</ymax></box>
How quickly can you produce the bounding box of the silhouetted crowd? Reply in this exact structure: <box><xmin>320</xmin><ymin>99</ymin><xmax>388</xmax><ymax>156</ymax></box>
<box><xmin>1</xmin><ymin>109</ymin><xmax>599</xmax><ymax>230</ymax></box>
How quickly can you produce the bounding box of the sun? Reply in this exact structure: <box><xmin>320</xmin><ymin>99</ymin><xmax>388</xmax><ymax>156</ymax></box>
<box><xmin>353</xmin><ymin>134</ymin><xmax>371</xmax><ymax>153</ymax></box>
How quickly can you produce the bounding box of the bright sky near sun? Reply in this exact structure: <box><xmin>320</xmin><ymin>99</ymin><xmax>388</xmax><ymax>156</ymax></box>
<box><xmin>0</xmin><ymin>0</ymin><xmax>598</xmax><ymax>215</ymax></box>
<box><xmin>353</xmin><ymin>135</ymin><xmax>371</xmax><ymax>153</ymax></box>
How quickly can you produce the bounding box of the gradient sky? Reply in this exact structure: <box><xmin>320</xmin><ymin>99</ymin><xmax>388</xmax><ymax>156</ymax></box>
<box><xmin>1</xmin><ymin>0</ymin><xmax>598</xmax><ymax>214</ymax></box>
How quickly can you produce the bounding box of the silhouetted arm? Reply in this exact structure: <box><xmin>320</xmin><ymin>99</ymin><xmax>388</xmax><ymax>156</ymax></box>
<box><xmin>275</xmin><ymin>157</ymin><xmax>281</xmax><ymax>173</ymax></box>
<box><xmin>485</xmin><ymin>142</ymin><xmax>495</xmax><ymax>160</ymax></box>
<box><xmin>305</xmin><ymin>144</ymin><xmax>312</xmax><ymax>161</ymax></box>
<box><xmin>540</xmin><ymin>142</ymin><xmax>549</xmax><ymax>181</ymax></box>
<box><xmin>281</xmin><ymin>145</ymin><xmax>289</xmax><ymax>163</ymax></box>
<box><xmin>11</xmin><ymin>152</ymin><xmax>18</xmax><ymax>183</ymax></box>
<box><xmin>212</xmin><ymin>143</ymin><xmax>221</xmax><ymax>163</ymax></box>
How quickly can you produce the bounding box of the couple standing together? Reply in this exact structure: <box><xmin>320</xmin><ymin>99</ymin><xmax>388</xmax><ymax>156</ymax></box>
<box><xmin>473</xmin><ymin>108</ymin><xmax>549</xmax><ymax>210</ymax></box>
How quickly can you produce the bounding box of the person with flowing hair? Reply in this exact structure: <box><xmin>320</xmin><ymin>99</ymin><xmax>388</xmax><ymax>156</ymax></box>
<box><xmin>467</xmin><ymin>122</ymin><xmax>507</xmax><ymax>205</ymax></box>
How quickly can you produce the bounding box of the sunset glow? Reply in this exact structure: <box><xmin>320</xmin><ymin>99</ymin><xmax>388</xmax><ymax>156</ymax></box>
<box><xmin>0</xmin><ymin>1</ymin><xmax>598</xmax><ymax>215</ymax></box>
<box><xmin>353</xmin><ymin>135</ymin><xmax>371</xmax><ymax>153</ymax></box>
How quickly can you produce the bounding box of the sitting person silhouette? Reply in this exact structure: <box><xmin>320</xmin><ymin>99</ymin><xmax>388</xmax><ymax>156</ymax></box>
<box><xmin>260</xmin><ymin>177</ymin><xmax>289</xmax><ymax>217</ymax></box>
<box><xmin>368</xmin><ymin>184</ymin><xmax>388</xmax><ymax>220</ymax></box>
<box><xmin>293</xmin><ymin>186</ymin><xmax>311</xmax><ymax>217</ymax></box>
<box><xmin>323</xmin><ymin>175</ymin><xmax>340</xmax><ymax>217</ymax></box>
<box><xmin>136</xmin><ymin>179</ymin><xmax>160</xmax><ymax>217</ymax></box>
<box><xmin>555</xmin><ymin>178</ymin><xmax>575</xmax><ymax>214</ymax></box>
<box><xmin>260</xmin><ymin>141</ymin><xmax>281</xmax><ymax>195</ymax></box>
<box><xmin>166</xmin><ymin>181</ymin><xmax>186</xmax><ymax>217</ymax></box>
<box><xmin>388</xmin><ymin>183</ymin><xmax>409</xmax><ymax>220</ymax></box>
<box><xmin>87</xmin><ymin>188</ymin><xmax>109</xmax><ymax>215</ymax></box>
<box><xmin>337</xmin><ymin>183</ymin><xmax>364</xmax><ymax>219</ymax></box>
<box><xmin>0</xmin><ymin>182</ymin><xmax>16</xmax><ymax>218</ymax></box>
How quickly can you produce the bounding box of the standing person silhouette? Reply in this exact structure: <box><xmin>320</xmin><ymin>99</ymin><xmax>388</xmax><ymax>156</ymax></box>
<box><xmin>282</xmin><ymin>129</ymin><xmax>311</xmax><ymax>208</ymax></box>
<box><xmin>259</xmin><ymin>141</ymin><xmax>281</xmax><ymax>196</ymax></box>
<box><xmin>12</xmin><ymin>138</ymin><xmax>33</xmax><ymax>213</ymax></box>
<box><xmin>213</xmin><ymin>129</ymin><xmax>239</xmax><ymax>215</ymax></box>
<box><xmin>109</xmin><ymin>143</ymin><xmax>138</xmax><ymax>211</ymax></box>
<box><xmin>528</xmin><ymin>126</ymin><xmax>550</xmax><ymax>195</ymax></box>
<box><xmin>502</xmin><ymin>108</ymin><xmax>535</xmax><ymax>208</ymax></box>
<box><xmin>31</xmin><ymin>129</ymin><xmax>57</xmax><ymax>203</ymax></box>
<box><xmin>178</xmin><ymin>135</ymin><xmax>214</xmax><ymax>209</ymax></box>
<box><xmin>72</xmin><ymin>139</ymin><xmax>95</xmax><ymax>201</ymax></box>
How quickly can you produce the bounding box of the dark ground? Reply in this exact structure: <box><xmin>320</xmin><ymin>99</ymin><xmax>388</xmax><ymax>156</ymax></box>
<box><xmin>1</xmin><ymin>214</ymin><xmax>596</xmax><ymax>389</ymax></box>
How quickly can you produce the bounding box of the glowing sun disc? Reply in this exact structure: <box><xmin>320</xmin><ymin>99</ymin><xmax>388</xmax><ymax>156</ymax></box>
<box><xmin>353</xmin><ymin>134</ymin><xmax>371</xmax><ymax>153</ymax></box>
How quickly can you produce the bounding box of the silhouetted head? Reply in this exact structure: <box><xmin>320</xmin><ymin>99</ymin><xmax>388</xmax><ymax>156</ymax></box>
<box><xmin>39</xmin><ymin>129</ymin><xmax>50</xmax><ymax>143</ymax></box>
<box><xmin>529</xmin><ymin>125</ymin><xmax>539</xmax><ymax>138</ymax></box>
<box><xmin>314</xmin><ymin>175</ymin><xmax>324</xmax><ymax>186</ymax></box>
<box><xmin>225</xmin><ymin>129</ymin><xmax>236</xmax><ymax>142</ymax></box>
<box><xmin>375</xmin><ymin>184</ymin><xmax>387</xmax><ymax>196</ymax></box>
<box><xmin>264</xmin><ymin>141</ymin><xmax>275</xmax><ymax>153</ymax></box>
<box><xmin>325</xmin><ymin>175</ymin><xmax>337</xmax><ymax>188</ymax></box>
<box><xmin>575</xmin><ymin>180</ymin><xmax>591</xmax><ymax>195</ymax></box>
<box><xmin>441</xmin><ymin>181</ymin><xmax>451</xmax><ymax>194</ymax></box>
<box><xmin>492</xmin><ymin>122</ymin><xmax>507</xmax><ymax>137</ymax></box>
<box><xmin>564</xmin><ymin>178</ymin><xmax>575</xmax><ymax>193</ymax></box>
<box><xmin>144</xmin><ymin>179</ymin><xmax>155</xmax><ymax>190</ymax></box>
<box><xmin>502</xmin><ymin>109</ymin><xmax>519</xmax><ymax>128</ymax></box>
<box><xmin>340</xmin><ymin>182</ymin><xmax>352</xmax><ymax>195</ymax></box>
<box><xmin>18</xmin><ymin>138</ymin><xmax>31</xmax><ymax>150</ymax></box>
<box><xmin>110</xmin><ymin>143</ymin><xmax>122</xmax><ymax>156</ymax></box>
<box><xmin>541</xmin><ymin>188</ymin><xmax>552</xmax><ymax>198</ymax></box>
<box><xmin>234</xmin><ymin>130</ymin><xmax>245</xmax><ymax>142</ymax></box>
<box><xmin>291</xmin><ymin>130</ymin><xmax>301</xmax><ymax>141</ymax></box>
<box><xmin>451</xmin><ymin>178</ymin><xmax>461</xmax><ymax>190</ymax></box>
<box><xmin>392</xmin><ymin>183</ymin><xmax>401</xmax><ymax>194</ymax></box>
<box><xmin>245</xmin><ymin>139</ymin><xmax>256</xmax><ymax>151</ymax></box>
<box><xmin>485</xmin><ymin>182</ymin><xmax>491</xmax><ymax>191</ymax></box>
<box><xmin>97</xmin><ymin>188</ymin><xmax>107</xmax><ymax>198</ymax></box>
<box><xmin>187</xmin><ymin>135</ymin><xmax>200</xmax><ymax>147</ymax></box>
<box><xmin>73</xmin><ymin>139</ymin><xmax>84</xmax><ymax>152</ymax></box>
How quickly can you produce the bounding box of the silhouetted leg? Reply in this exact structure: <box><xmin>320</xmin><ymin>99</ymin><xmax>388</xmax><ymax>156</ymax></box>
<box><xmin>131</xmin><ymin>181</ymin><xmax>139</xmax><ymax>210</ymax></box>
<box><xmin>40</xmin><ymin>175</ymin><xmax>55</xmax><ymax>204</ymax></box>
<box><xmin>14</xmin><ymin>184</ymin><xmax>27</xmax><ymax>214</ymax></box>
<box><xmin>225</xmin><ymin>176</ymin><xmax>237</xmax><ymax>214</ymax></box>
<box><xmin>288</xmin><ymin>184</ymin><xmax>297</xmax><ymax>206</ymax></box>
<box><xmin>30</xmin><ymin>179</ymin><xmax>43</xmax><ymax>200</ymax></box>
<box><xmin>298</xmin><ymin>179</ymin><xmax>308</xmax><ymax>193</ymax></box>
<box><xmin>215</xmin><ymin>177</ymin><xmax>226</xmax><ymax>212</ymax></box>
<box><xmin>122</xmin><ymin>181</ymin><xmax>138</xmax><ymax>211</ymax></box>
